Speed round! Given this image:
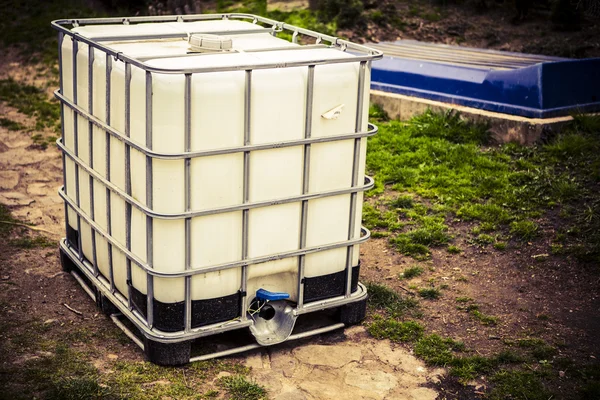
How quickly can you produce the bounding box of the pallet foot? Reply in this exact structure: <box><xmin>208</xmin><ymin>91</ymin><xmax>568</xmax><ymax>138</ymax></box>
<box><xmin>144</xmin><ymin>337</ymin><xmax>191</xmax><ymax>366</ymax></box>
<box><xmin>338</xmin><ymin>296</ymin><xmax>368</xmax><ymax>326</ymax></box>
<box><xmin>59</xmin><ymin>246</ymin><xmax>75</xmax><ymax>272</ymax></box>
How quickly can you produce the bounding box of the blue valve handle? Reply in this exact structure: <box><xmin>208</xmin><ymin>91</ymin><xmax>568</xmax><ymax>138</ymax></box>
<box><xmin>255</xmin><ymin>288</ymin><xmax>290</xmax><ymax>302</ymax></box>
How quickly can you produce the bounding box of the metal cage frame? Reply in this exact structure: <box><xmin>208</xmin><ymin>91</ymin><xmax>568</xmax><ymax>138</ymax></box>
<box><xmin>53</xmin><ymin>13</ymin><xmax>383</xmax><ymax>359</ymax></box>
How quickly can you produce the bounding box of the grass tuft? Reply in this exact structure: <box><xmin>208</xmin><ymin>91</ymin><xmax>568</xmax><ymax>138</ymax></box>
<box><xmin>418</xmin><ymin>287</ymin><xmax>441</xmax><ymax>300</ymax></box>
<box><xmin>218</xmin><ymin>375</ymin><xmax>268</xmax><ymax>400</ymax></box>
<box><xmin>367</xmin><ymin>318</ymin><xmax>424</xmax><ymax>342</ymax></box>
<box><xmin>366</xmin><ymin>282</ymin><xmax>419</xmax><ymax>317</ymax></box>
<box><xmin>399</xmin><ymin>265</ymin><xmax>424</xmax><ymax>280</ymax></box>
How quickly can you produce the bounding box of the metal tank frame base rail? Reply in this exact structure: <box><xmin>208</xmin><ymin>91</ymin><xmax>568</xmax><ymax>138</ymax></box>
<box><xmin>53</xmin><ymin>13</ymin><xmax>381</xmax><ymax>365</ymax></box>
<box><xmin>60</xmin><ymin>238</ymin><xmax>368</xmax><ymax>365</ymax></box>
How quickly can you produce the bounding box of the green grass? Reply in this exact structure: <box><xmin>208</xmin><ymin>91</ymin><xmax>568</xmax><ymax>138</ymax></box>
<box><xmin>399</xmin><ymin>265</ymin><xmax>424</xmax><ymax>279</ymax></box>
<box><xmin>0</xmin><ymin>117</ymin><xmax>25</xmax><ymax>131</ymax></box>
<box><xmin>470</xmin><ymin>310</ymin><xmax>499</xmax><ymax>326</ymax></box>
<box><xmin>365</xmin><ymin>282</ymin><xmax>419</xmax><ymax>317</ymax></box>
<box><xmin>367</xmin><ymin>317</ymin><xmax>424</xmax><ymax>342</ymax></box>
<box><xmin>516</xmin><ymin>338</ymin><xmax>557</xmax><ymax>361</ymax></box>
<box><xmin>10</xmin><ymin>235</ymin><xmax>56</xmax><ymax>249</ymax></box>
<box><xmin>365</xmin><ymin>110</ymin><xmax>600</xmax><ymax>262</ymax></box>
<box><xmin>489</xmin><ymin>370</ymin><xmax>553</xmax><ymax>400</ymax></box>
<box><xmin>418</xmin><ymin>287</ymin><xmax>441</xmax><ymax>300</ymax></box>
<box><xmin>217</xmin><ymin>375</ymin><xmax>268</xmax><ymax>400</ymax></box>
<box><xmin>0</xmin><ymin>79</ymin><xmax>60</xmax><ymax>133</ymax></box>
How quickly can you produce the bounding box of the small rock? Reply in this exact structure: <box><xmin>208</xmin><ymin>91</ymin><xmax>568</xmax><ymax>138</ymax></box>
<box><xmin>274</xmin><ymin>390</ymin><xmax>306</xmax><ymax>400</ymax></box>
<box><xmin>559</xmin><ymin>370</ymin><xmax>565</xmax><ymax>378</ymax></box>
<box><xmin>0</xmin><ymin>192</ymin><xmax>34</xmax><ymax>206</ymax></box>
<box><xmin>1</xmin><ymin>276</ymin><xmax>10</xmax><ymax>280</ymax></box>
<box><xmin>43</xmin><ymin>319</ymin><xmax>57</xmax><ymax>325</ymax></box>
<box><xmin>215</xmin><ymin>371</ymin><xmax>231</xmax><ymax>380</ymax></box>
<box><xmin>293</xmin><ymin>345</ymin><xmax>362</xmax><ymax>368</ymax></box>
<box><xmin>410</xmin><ymin>387</ymin><xmax>438</xmax><ymax>400</ymax></box>
<box><xmin>107</xmin><ymin>354</ymin><xmax>118</xmax><ymax>360</ymax></box>
<box><xmin>0</xmin><ymin>171</ymin><xmax>19</xmax><ymax>189</ymax></box>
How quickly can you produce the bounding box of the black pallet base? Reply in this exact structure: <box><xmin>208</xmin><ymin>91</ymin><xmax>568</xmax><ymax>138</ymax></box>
<box><xmin>59</xmin><ymin>244</ymin><xmax>368</xmax><ymax>366</ymax></box>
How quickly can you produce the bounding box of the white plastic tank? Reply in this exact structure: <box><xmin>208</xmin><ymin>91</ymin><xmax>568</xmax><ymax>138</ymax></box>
<box><xmin>58</xmin><ymin>16</ymin><xmax>375</xmax><ymax>333</ymax></box>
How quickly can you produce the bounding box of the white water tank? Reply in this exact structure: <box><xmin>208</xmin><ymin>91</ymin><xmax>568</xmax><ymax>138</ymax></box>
<box><xmin>55</xmin><ymin>15</ymin><xmax>380</xmax><ymax>350</ymax></box>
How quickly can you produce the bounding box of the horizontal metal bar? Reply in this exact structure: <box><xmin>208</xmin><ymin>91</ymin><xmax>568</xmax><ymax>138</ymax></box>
<box><xmin>62</xmin><ymin>239</ymin><xmax>366</xmax><ymax>342</ymax></box>
<box><xmin>93</xmin><ymin>27</ymin><xmax>276</xmax><ymax>42</ymax></box>
<box><xmin>189</xmin><ymin>322</ymin><xmax>346</xmax><ymax>362</ymax></box>
<box><xmin>60</xmin><ymin>190</ymin><xmax>372</xmax><ymax>277</ymax></box>
<box><xmin>58</xmin><ymin>138</ymin><xmax>374</xmax><ymax>219</ymax></box>
<box><xmin>70</xmin><ymin>270</ymin><xmax>97</xmax><ymax>301</ymax></box>
<box><xmin>110</xmin><ymin>314</ymin><xmax>145</xmax><ymax>349</ymax></box>
<box><xmin>55</xmin><ymin>89</ymin><xmax>378</xmax><ymax>160</ymax></box>
<box><xmin>133</xmin><ymin>44</ymin><xmax>330</xmax><ymax>62</ymax></box>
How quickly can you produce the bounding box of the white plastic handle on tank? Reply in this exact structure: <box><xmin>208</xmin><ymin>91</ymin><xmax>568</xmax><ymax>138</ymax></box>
<box><xmin>189</xmin><ymin>33</ymin><xmax>233</xmax><ymax>52</ymax></box>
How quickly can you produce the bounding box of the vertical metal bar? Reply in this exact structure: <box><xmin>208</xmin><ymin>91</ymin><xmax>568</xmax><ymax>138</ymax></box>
<box><xmin>145</xmin><ymin>70</ymin><xmax>155</xmax><ymax>329</ymax></box>
<box><xmin>58</xmin><ymin>32</ymin><xmax>69</xmax><ymax>246</ymax></box>
<box><xmin>345</xmin><ymin>61</ymin><xmax>366</xmax><ymax>297</ymax></box>
<box><xmin>88</xmin><ymin>45</ymin><xmax>99</xmax><ymax>278</ymax></box>
<box><xmin>240</xmin><ymin>69</ymin><xmax>252</xmax><ymax>321</ymax></box>
<box><xmin>297</xmin><ymin>65</ymin><xmax>314</xmax><ymax>309</ymax></box>
<box><xmin>184</xmin><ymin>73</ymin><xmax>192</xmax><ymax>332</ymax></box>
<box><xmin>106</xmin><ymin>54</ymin><xmax>115</xmax><ymax>293</ymax></box>
<box><xmin>72</xmin><ymin>38</ymin><xmax>83</xmax><ymax>262</ymax></box>
<box><xmin>124</xmin><ymin>62</ymin><xmax>134</xmax><ymax>311</ymax></box>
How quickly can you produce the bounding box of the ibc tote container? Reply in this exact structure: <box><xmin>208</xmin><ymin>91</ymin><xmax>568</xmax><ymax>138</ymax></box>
<box><xmin>53</xmin><ymin>13</ymin><xmax>382</xmax><ymax>365</ymax></box>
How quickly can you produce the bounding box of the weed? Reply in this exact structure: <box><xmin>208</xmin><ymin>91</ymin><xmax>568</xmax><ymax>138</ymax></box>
<box><xmin>455</xmin><ymin>296</ymin><xmax>472</xmax><ymax>303</ymax></box>
<box><xmin>516</xmin><ymin>338</ymin><xmax>557</xmax><ymax>361</ymax></box>
<box><xmin>510</xmin><ymin>220</ymin><xmax>539</xmax><ymax>241</ymax></box>
<box><xmin>49</xmin><ymin>376</ymin><xmax>108</xmax><ymax>400</ymax></box>
<box><xmin>493</xmin><ymin>242</ymin><xmax>507</xmax><ymax>250</ymax></box>
<box><xmin>369</xmin><ymin>103</ymin><xmax>389</xmax><ymax>122</ymax></box>
<box><xmin>0</xmin><ymin>79</ymin><xmax>60</xmax><ymax>132</ymax></box>
<box><xmin>414</xmin><ymin>334</ymin><xmax>463</xmax><ymax>366</ymax></box>
<box><xmin>473</xmin><ymin>233</ymin><xmax>495</xmax><ymax>246</ymax></box>
<box><xmin>218</xmin><ymin>375</ymin><xmax>267</xmax><ymax>400</ymax></box>
<box><xmin>399</xmin><ymin>265</ymin><xmax>424</xmax><ymax>280</ymax></box>
<box><xmin>366</xmin><ymin>282</ymin><xmax>418</xmax><ymax>317</ymax></box>
<box><xmin>447</xmin><ymin>245</ymin><xmax>462</xmax><ymax>254</ymax></box>
<box><xmin>11</xmin><ymin>235</ymin><xmax>56</xmax><ymax>249</ymax></box>
<box><xmin>418</xmin><ymin>288</ymin><xmax>441</xmax><ymax>300</ymax></box>
<box><xmin>489</xmin><ymin>370</ymin><xmax>552</xmax><ymax>400</ymax></box>
<box><xmin>367</xmin><ymin>317</ymin><xmax>424</xmax><ymax>342</ymax></box>
<box><xmin>470</xmin><ymin>310</ymin><xmax>498</xmax><ymax>326</ymax></box>
<box><xmin>0</xmin><ymin>117</ymin><xmax>25</xmax><ymax>131</ymax></box>
<box><xmin>390</xmin><ymin>195</ymin><xmax>414</xmax><ymax>209</ymax></box>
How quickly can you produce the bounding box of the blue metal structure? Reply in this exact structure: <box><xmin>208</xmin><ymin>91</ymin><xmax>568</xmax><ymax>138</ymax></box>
<box><xmin>370</xmin><ymin>40</ymin><xmax>600</xmax><ymax>118</ymax></box>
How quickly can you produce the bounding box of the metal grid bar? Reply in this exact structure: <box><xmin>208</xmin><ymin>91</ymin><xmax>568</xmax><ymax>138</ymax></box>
<box><xmin>51</xmin><ymin>14</ymin><xmax>382</xmax><ymax>75</ymax></box>
<box><xmin>145</xmin><ymin>70</ymin><xmax>155</xmax><ymax>330</ymax></box>
<box><xmin>72</xmin><ymin>38</ymin><xmax>84</xmax><ymax>263</ymax></box>
<box><xmin>58</xmin><ymin>139</ymin><xmax>374</xmax><ymax>220</ymax></box>
<box><xmin>58</xmin><ymin>31</ymin><xmax>70</xmax><ymax>266</ymax></box>
<box><xmin>92</xmin><ymin>27</ymin><xmax>275</xmax><ymax>42</ymax></box>
<box><xmin>56</xmin><ymin>89</ymin><xmax>376</xmax><ymax>160</ymax></box>
<box><xmin>124</xmin><ymin>62</ymin><xmax>134</xmax><ymax>312</ymax></box>
<box><xmin>297</xmin><ymin>65</ymin><xmax>314</xmax><ymax>310</ymax></box>
<box><xmin>105</xmin><ymin>54</ymin><xmax>116</xmax><ymax>294</ymax></box>
<box><xmin>88</xmin><ymin>44</ymin><xmax>99</xmax><ymax>278</ymax></box>
<box><xmin>345</xmin><ymin>61</ymin><xmax>367</xmax><ymax>297</ymax></box>
<box><xmin>184</xmin><ymin>73</ymin><xmax>192</xmax><ymax>332</ymax></box>
<box><xmin>240</xmin><ymin>69</ymin><xmax>252</xmax><ymax>321</ymax></box>
<box><xmin>59</xmin><ymin>188</ymin><xmax>371</xmax><ymax>278</ymax></box>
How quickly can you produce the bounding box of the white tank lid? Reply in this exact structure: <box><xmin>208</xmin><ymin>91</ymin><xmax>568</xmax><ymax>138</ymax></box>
<box><xmin>189</xmin><ymin>33</ymin><xmax>233</xmax><ymax>52</ymax></box>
